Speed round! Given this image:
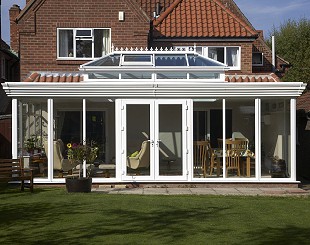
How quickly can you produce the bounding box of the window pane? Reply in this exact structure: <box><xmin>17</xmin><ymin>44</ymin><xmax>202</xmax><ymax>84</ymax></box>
<box><xmin>189</xmin><ymin>72</ymin><xmax>220</xmax><ymax>79</ymax></box>
<box><xmin>208</xmin><ymin>47</ymin><xmax>224</xmax><ymax>63</ymax></box>
<box><xmin>123</xmin><ymin>55</ymin><xmax>152</xmax><ymax>63</ymax></box>
<box><xmin>193</xmin><ymin>100</ymin><xmax>223</xmax><ymax>178</ymax></box>
<box><xmin>155</xmin><ymin>55</ymin><xmax>187</xmax><ymax>66</ymax></box>
<box><xmin>187</xmin><ymin>54</ymin><xmax>223</xmax><ymax>66</ymax></box>
<box><xmin>253</xmin><ymin>53</ymin><xmax>263</xmax><ymax>65</ymax></box>
<box><xmin>156</xmin><ymin>72</ymin><xmax>187</xmax><ymax>79</ymax></box>
<box><xmin>19</xmin><ymin>100</ymin><xmax>48</xmax><ymax>179</ymax></box>
<box><xmin>121</xmin><ymin>72</ymin><xmax>152</xmax><ymax>79</ymax></box>
<box><xmin>261</xmin><ymin>99</ymin><xmax>290</xmax><ymax>178</ymax></box>
<box><xmin>226</xmin><ymin>47</ymin><xmax>239</xmax><ymax>67</ymax></box>
<box><xmin>94</xmin><ymin>29</ymin><xmax>110</xmax><ymax>57</ymax></box>
<box><xmin>76</xmin><ymin>29</ymin><xmax>92</xmax><ymax>37</ymax></box>
<box><xmin>59</xmin><ymin>30</ymin><xmax>73</xmax><ymax>57</ymax></box>
<box><xmin>76</xmin><ymin>40</ymin><xmax>92</xmax><ymax>58</ymax></box>
<box><xmin>86</xmin><ymin>54</ymin><xmax>120</xmax><ymax>66</ymax></box>
<box><xmin>226</xmin><ymin>99</ymin><xmax>255</xmax><ymax>178</ymax></box>
<box><xmin>89</xmin><ymin>72</ymin><xmax>119</xmax><ymax>79</ymax></box>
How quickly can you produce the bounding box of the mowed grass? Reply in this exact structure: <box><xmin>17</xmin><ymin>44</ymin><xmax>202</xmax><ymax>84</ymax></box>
<box><xmin>0</xmin><ymin>187</ymin><xmax>309</xmax><ymax>245</ymax></box>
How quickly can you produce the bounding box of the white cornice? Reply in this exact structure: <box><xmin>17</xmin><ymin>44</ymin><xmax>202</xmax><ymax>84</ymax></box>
<box><xmin>2</xmin><ymin>82</ymin><xmax>306</xmax><ymax>98</ymax></box>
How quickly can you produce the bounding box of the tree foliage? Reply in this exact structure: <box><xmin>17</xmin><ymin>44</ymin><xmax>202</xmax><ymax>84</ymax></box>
<box><xmin>267</xmin><ymin>18</ymin><xmax>310</xmax><ymax>84</ymax></box>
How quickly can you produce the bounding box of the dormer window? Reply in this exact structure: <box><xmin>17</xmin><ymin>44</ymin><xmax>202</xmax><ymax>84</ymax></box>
<box><xmin>252</xmin><ymin>52</ymin><xmax>264</xmax><ymax>66</ymax></box>
<box><xmin>57</xmin><ymin>28</ymin><xmax>111</xmax><ymax>59</ymax></box>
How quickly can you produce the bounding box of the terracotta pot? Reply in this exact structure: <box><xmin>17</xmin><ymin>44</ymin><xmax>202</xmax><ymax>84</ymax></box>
<box><xmin>66</xmin><ymin>177</ymin><xmax>92</xmax><ymax>193</ymax></box>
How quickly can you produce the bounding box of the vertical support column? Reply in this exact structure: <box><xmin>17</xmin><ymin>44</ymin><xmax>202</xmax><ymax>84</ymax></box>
<box><xmin>12</xmin><ymin>99</ymin><xmax>18</xmax><ymax>158</ymax></box>
<box><xmin>115</xmin><ymin>99</ymin><xmax>122</xmax><ymax>179</ymax></box>
<box><xmin>47</xmin><ymin>99</ymin><xmax>54</xmax><ymax>180</ymax></box>
<box><xmin>222</xmin><ymin>99</ymin><xmax>226</xmax><ymax>178</ymax></box>
<box><xmin>290</xmin><ymin>98</ymin><xmax>296</xmax><ymax>181</ymax></box>
<box><xmin>255</xmin><ymin>99</ymin><xmax>261</xmax><ymax>179</ymax></box>
<box><xmin>83</xmin><ymin>99</ymin><xmax>87</xmax><ymax>177</ymax></box>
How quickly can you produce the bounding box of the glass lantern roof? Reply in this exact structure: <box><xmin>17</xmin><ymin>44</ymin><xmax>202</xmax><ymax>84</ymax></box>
<box><xmin>81</xmin><ymin>50</ymin><xmax>227</xmax><ymax>68</ymax></box>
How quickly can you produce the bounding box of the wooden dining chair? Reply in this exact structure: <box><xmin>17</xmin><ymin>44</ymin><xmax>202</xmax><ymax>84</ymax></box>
<box><xmin>193</xmin><ymin>141</ymin><xmax>209</xmax><ymax>177</ymax></box>
<box><xmin>226</xmin><ymin>149</ymin><xmax>241</xmax><ymax>177</ymax></box>
<box><xmin>224</xmin><ymin>139</ymin><xmax>243</xmax><ymax>177</ymax></box>
<box><xmin>208</xmin><ymin>142</ymin><xmax>220</xmax><ymax>176</ymax></box>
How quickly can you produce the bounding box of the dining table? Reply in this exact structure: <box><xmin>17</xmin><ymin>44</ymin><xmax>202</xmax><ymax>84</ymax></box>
<box><xmin>214</xmin><ymin>148</ymin><xmax>255</xmax><ymax>177</ymax></box>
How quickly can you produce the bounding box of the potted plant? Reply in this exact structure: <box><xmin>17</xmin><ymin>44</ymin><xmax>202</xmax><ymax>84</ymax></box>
<box><xmin>65</xmin><ymin>140</ymin><xmax>99</xmax><ymax>193</ymax></box>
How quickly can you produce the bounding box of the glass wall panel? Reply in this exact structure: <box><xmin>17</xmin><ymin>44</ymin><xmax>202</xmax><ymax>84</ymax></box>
<box><xmin>158</xmin><ymin>104</ymin><xmax>182</xmax><ymax>176</ymax></box>
<box><xmin>126</xmin><ymin>104</ymin><xmax>150</xmax><ymax>176</ymax></box>
<box><xmin>261</xmin><ymin>99</ymin><xmax>290</xmax><ymax>178</ymax></box>
<box><xmin>53</xmin><ymin>99</ymin><xmax>83</xmax><ymax>178</ymax></box>
<box><xmin>87</xmin><ymin>99</ymin><xmax>115</xmax><ymax>178</ymax></box>
<box><xmin>193</xmin><ymin>100</ymin><xmax>223</xmax><ymax>178</ymax></box>
<box><xmin>18</xmin><ymin>99</ymin><xmax>48</xmax><ymax>179</ymax></box>
<box><xmin>226</xmin><ymin>99</ymin><xmax>255</xmax><ymax>178</ymax></box>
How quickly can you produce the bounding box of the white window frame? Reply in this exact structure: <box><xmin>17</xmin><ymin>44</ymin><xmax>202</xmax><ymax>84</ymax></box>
<box><xmin>57</xmin><ymin>28</ymin><xmax>111</xmax><ymax>60</ymax></box>
<box><xmin>252</xmin><ymin>52</ymin><xmax>264</xmax><ymax>66</ymax></box>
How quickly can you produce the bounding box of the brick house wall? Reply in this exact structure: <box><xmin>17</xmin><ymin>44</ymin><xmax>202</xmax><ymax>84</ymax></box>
<box><xmin>11</xmin><ymin>0</ymin><xmax>150</xmax><ymax>80</ymax></box>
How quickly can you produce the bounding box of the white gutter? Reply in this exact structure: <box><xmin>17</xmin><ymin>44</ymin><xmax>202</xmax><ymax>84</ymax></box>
<box><xmin>2</xmin><ymin>81</ymin><xmax>306</xmax><ymax>98</ymax></box>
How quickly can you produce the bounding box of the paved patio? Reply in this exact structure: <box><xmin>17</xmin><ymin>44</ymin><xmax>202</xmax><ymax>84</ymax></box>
<box><xmin>92</xmin><ymin>185</ymin><xmax>310</xmax><ymax>196</ymax></box>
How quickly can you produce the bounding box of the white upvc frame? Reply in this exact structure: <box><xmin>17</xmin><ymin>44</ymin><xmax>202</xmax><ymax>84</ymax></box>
<box><xmin>12</xmin><ymin>99</ymin><xmax>18</xmax><ymax>159</ymax></box>
<box><xmin>290</xmin><ymin>98</ymin><xmax>297</xmax><ymax>181</ymax></box>
<box><xmin>57</xmin><ymin>28</ymin><xmax>111</xmax><ymax>60</ymax></box>
<box><xmin>120</xmin><ymin>99</ymin><xmax>189</xmax><ymax>181</ymax></box>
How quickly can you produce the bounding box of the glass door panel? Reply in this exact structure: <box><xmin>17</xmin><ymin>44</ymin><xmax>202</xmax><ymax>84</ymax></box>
<box><xmin>126</xmin><ymin>104</ymin><xmax>151</xmax><ymax>177</ymax></box>
<box><xmin>158</xmin><ymin>104</ymin><xmax>183</xmax><ymax>176</ymax></box>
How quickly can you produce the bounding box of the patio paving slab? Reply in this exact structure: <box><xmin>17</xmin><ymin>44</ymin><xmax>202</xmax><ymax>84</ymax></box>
<box><xmin>92</xmin><ymin>186</ymin><xmax>310</xmax><ymax>196</ymax></box>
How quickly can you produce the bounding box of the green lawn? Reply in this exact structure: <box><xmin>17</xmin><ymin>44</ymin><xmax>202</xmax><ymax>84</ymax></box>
<box><xmin>0</xmin><ymin>187</ymin><xmax>309</xmax><ymax>245</ymax></box>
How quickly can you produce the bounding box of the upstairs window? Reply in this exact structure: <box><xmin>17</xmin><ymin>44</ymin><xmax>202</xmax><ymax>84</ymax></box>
<box><xmin>252</xmin><ymin>52</ymin><xmax>263</xmax><ymax>66</ymax></box>
<box><xmin>207</xmin><ymin>47</ymin><xmax>240</xmax><ymax>69</ymax></box>
<box><xmin>58</xmin><ymin>28</ymin><xmax>111</xmax><ymax>59</ymax></box>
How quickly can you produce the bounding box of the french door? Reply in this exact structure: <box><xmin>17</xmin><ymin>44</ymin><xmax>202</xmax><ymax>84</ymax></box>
<box><xmin>121</xmin><ymin>99</ymin><xmax>189</xmax><ymax>181</ymax></box>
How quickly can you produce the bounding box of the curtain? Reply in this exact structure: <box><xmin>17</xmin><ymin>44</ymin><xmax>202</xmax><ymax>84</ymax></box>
<box><xmin>227</xmin><ymin>47</ymin><xmax>239</xmax><ymax>67</ymax></box>
<box><xmin>59</xmin><ymin>30</ymin><xmax>69</xmax><ymax>57</ymax></box>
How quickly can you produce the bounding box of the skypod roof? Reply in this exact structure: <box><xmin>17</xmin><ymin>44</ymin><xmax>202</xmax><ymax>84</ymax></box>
<box><xmin>80</xmin><ymin>48</ymin><xmax>228</xmax><ymax>71</ymax></box>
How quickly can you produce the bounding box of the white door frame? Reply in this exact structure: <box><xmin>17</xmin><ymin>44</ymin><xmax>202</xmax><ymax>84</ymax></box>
<box><xmin>119</xmin><ymin>99</ymin><xmax>189</xmax><ymax>181</ymax></box>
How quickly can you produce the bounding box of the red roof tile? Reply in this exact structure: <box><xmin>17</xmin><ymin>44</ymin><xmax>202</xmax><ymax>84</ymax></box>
<box><xmin>152</xmin><ymin>0</ymin><xmax>257</xmax><ymax>38</ymax></box>
<box><xmin>297</xmin><ymin>91</ymin><xmax>310</xmax><ymax>112</ymax></box>
<box><xmin>23</xmin><ymin>72</ymin><xmax>84</xmax><ymax>83</ymax></box>
<box><xmin>24</xmin><ymin>72</ymin><xmax>280</xmax><ymax>83</ymax></box>
<box><xmin>225</xmin><ymin>74</ymin><xmax>280</xmax><ymax>83</ymax></box>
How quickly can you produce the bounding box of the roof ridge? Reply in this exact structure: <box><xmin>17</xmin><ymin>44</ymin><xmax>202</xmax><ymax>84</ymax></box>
<box><xmin>212</xmin><ymin>0</ymin><xmax>257</xmax><ymax>36</ymax></box>
<box><xmin>153</xmin><ymin>0</ymin><xmax>183</xmax><ymax>26</ymax></box>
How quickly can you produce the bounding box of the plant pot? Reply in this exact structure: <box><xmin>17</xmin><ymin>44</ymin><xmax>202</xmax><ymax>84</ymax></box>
<box><xmin>66</xmin><ymin>177</ymin><xmax>92</xmax><ymax>193</ymax></box>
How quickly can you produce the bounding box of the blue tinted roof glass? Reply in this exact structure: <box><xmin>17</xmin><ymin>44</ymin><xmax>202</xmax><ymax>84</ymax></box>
<box><xmin>187</xmin><ymin>54</ymin><xmax>224</xmax><ymax>66</ymax></box>
<box><xmin>155</xmin><ymin>55</ymin><xmax>187</xmax><ymax>66</ymax></box>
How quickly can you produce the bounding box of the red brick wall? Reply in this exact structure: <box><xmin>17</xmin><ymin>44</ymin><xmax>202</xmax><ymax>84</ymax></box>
<box><xmin>15</xmin><ymin>0</ymin><xmax>150</xmax><ymax>80</ymax></box>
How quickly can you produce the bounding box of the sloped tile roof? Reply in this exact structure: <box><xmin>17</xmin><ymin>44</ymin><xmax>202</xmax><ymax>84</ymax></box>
<box><xmin>23</xmin><ymin>72</ymin><xmax>280</xmax><ymax>83</ymax></box>
<box><xmin>297</xmin><ymin>91</ymin><xmax>310</xmax><ymax>112</ymax></box>
<box><xmin>152</xmin><ymin>0</ymin><xmax>257</xmax><ymax>38</ymax></box>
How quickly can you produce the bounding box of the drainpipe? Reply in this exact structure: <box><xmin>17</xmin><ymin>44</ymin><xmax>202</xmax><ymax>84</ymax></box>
<box><xmin>272</xmin><ymin>36</ymin><xmax>276</xmax><ymax>72</ymax></box>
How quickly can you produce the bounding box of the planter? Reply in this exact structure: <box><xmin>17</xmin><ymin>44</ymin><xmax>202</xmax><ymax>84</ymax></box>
<box><xmin>66</xmin><ymin>177</ymin><xmax>92</xmax><ymax>193</ymax></box>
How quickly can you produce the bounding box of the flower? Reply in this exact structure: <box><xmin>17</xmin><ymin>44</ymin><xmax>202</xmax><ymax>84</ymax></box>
<box><xmin>67</xmin><ymin>140</ymin><xmax>99</xmax><ymax>165</ymax></box>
